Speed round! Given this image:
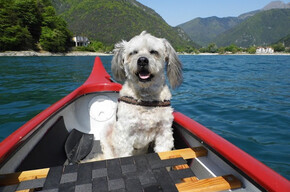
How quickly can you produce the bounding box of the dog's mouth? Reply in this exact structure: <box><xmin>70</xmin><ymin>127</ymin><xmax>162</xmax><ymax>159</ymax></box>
<box><xmin>136</xmin><ymin>70</ymin><xmax>154</xmax><ymax>82</ymax></box>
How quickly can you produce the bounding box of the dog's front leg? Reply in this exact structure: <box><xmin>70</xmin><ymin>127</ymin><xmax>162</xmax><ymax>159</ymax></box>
<box><xmin>111</xmin><ymin>123</ymin><xmax>135</xmax><ymax>158</ymax></box>
<box><xmin>154</xmin><ymin>126</ymin><xmax>174</xmax><ymax>153</ymax></box>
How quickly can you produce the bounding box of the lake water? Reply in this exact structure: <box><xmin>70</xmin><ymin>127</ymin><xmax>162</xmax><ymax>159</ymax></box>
<box><xmin>0</xmin><ymin>55</ymin><xmax>289</xmax><ymax>179</ymax></box>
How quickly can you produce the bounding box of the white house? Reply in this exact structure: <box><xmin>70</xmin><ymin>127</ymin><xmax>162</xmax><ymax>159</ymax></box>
<box><xmin>72</xmin><ymin>36</ymin><xmax>90</xmax><ymax>47</ymax></box>
<box><xmin>256</xmin><ymin>47</ymin><xmax>274</xmax><ymax>54</ymax></box>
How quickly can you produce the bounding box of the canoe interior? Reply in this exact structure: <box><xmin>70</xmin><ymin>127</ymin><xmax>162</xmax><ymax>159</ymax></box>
<box><xmin>0</xmin><ymin>92</ymin><xmax>118</xmax><ymax>173</ymax></box>
<box><xmin>0</xmin><ymin>92</ymin><xmax>265</xmax><ymax>191</ymax></box>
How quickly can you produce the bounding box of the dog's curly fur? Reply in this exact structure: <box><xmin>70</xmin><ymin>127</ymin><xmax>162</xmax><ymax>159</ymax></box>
<box><xmin>102</xmin><ymin>31</ymin><xmax>182</xmax><ymax>159</ymax></box>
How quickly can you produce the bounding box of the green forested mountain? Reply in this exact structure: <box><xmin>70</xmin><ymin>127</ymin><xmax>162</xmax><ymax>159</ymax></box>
<box><xmin>178</xmin><ymin>17</ymin><xmax>243</xmax><ymax>47</ymax></box>
<box><xmin>51</xmin><ymin>0</ymin><xmax>198</xmax><ymax>49</ymax></box>
<box><xmin>0</xmin><ymin>0</ymin><xmax>72</xmax><ymax>52</ymax></box>
<box><xmin>214</xmin><ymin>9</ymin><xmax>290</xmax><ymax>47</ymax></box>
<box><xmin>276</xmin><ymin>34</ymin><xmax>290</xmax><ymax>47</ymax></box>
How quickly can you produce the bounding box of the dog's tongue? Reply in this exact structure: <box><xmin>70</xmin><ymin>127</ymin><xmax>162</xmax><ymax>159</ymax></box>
<box><xmin>139</xmin><ymin>71</ymin><xmax>150</xmax><ymax>80</ymax></box>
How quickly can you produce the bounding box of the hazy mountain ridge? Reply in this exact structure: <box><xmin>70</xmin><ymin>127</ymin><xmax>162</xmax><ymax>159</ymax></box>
<box><xmin>178</xmin><ymin>1</ymin><xmax>290</xmax><ymax>47</ymax></box>
<box><xmin>238</xmin><ymin>1</ymin><xmax>290</xmax><ymax>19</ymax></box>
<box><xmin>178</xmin><ymin>16</ymin><xmax>243</xmax><ymax>46</ymax></box>
<box><xmin>214</xmin><ymin>9</ymin><xmax>290</xmax><ymax>47</ymax></box>
<box><xmin>262</xmin><ymin>1</ymin><xmax>290</xmax><ymax>10</ymax></box>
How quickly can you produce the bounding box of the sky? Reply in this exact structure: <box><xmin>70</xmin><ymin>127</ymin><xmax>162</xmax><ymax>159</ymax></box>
<box><xmin>136</xmin><ymin>0</ymin><xmax>290</xmax><ymax>26</ymax></box>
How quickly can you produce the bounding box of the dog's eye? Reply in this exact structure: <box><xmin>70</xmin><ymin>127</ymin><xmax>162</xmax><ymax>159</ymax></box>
<box><xmin>150</xmin><ymin>50</ymin><xmax>159</xmax><ymax>55</ymax></box>
<box><xmin>129</xmin><ymin>50</ymin><xmax>138</xmax><ymax>56</ymax></box>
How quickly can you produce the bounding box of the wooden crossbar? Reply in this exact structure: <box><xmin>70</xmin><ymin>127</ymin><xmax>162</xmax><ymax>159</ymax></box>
<box><xmin>176</xmin><ymin>174</ymin><xmax>242</xmax><ymax>192</ymax></box>
<box><xmin>16</xmin><ymin>189</ymin><xmax>34</xmax><ymax>192</ymax></box>
<box><xmin>158</xmin><ymin>147</ymin><xmax>208</xmax><ymax>160</ymax></box>
<box><xmin>0</xmin><ymin>168</ymin><xmax>49</xmax><ymax>186</ymax></box>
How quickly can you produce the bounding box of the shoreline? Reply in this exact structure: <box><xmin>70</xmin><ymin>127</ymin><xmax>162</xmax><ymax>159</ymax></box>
<box><xmin>0</xmin><ymin>50</ymin><xmax>289</xmax><ymax>57</ymax></box>
<box><xmin>0</xmin><ymin>51</ymin><xmax>112</xmax><ymax>57</ymax></box>
<box><xmin>179</xmin><ymin>52</ymin><xmax>290</xmax><ymax>56</ymax></box>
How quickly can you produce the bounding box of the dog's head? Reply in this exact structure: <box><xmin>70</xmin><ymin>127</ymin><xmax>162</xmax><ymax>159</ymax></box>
<box><xmin>111</xmin><ymin>31</ymin><xmax>182</xmax><ymax>89</ymax></box>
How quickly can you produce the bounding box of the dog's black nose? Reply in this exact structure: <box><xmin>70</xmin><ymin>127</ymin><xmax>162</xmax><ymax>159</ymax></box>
<box><xmin>137</xmin><ymin>57</ymin><xmax>149</xmax><ymax>67</ymax></box>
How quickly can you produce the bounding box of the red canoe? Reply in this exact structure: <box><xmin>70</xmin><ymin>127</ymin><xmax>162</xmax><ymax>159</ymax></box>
<box><xmin>0</xmin><ymin>57</ymin><xmax>289</xmax><ymax>192</ymax></box>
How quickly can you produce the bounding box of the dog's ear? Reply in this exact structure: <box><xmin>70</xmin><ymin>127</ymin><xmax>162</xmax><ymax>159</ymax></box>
<box><xmin>163</xmin><ymin>39</ymin><xmax>183</xmax><ymax>89</ymax></box>
<box><xmin>111</xmin><ymin>40</ymin><xmax>127</xmax><ymax>82</ymax></box>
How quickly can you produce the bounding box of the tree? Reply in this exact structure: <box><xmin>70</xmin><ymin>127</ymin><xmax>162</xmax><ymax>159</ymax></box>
<box><xmin>207</xmin><ymin>43</ymin><xmax>218</xmax><ymax>53</ymax></box>
<box><xmin>90</xmin><ymin>41</ymin><xmax>105</xmax><ymax>52</ymax></box>
<box><xmin>247</xmin><ymin>46</ymin><xmax>257</xmax><ymax>54</ymax></box>
<box><xmin>14</xmin><ymin>0</ymin><xmax>42</xmax><ymax>43</ymax></box>
<box><xmin>224</xmin><ymin>44</ymin><xmax>240</xmax><ymax>53</ymax></box>
<box><xmin>218</xmin><ymin>47</ymin><xmax>225</xmax><ymax>54</ymax></box>
<box><xmin>40</xmin><ymin>27</ymin><xmax>63</xmax><ymax>52</ymax></box>
<box><xmin>272</xmin><ymin>43</ymin><xmax>285</xmax><ymax>52</ymax></box>
<box><xmin>0</xmin><ymin>0</ymin><xmax>72</xmax><ymax>52</ymax></box>
<box><xmin>0</xmin><ymin>0</ymin><xmax>34</xmax><ymax>51</ymax></box>
<box><xmin>39</xmin><ymin>5</ymin><xmax>72</xmax><ymax>52</ymax></box>
<box><xmin>0</xmin><ymin>25</ymin><xmax>33</xmax><ymax>51</ymax></box>
<box><xmin>41</xmin><ymin>6</ymin><xmax>58</xmax><ymax>29</ymax></box>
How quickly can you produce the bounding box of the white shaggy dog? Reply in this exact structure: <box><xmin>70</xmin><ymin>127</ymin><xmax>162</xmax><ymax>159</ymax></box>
<box><xmin>103</xmin><ymin>31</ymin><xmax>182</xmax><ymax>159</ymax></box>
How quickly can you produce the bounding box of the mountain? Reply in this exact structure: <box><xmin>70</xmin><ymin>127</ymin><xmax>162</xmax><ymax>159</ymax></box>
<box><xmin>238</xmin><ymin>10</ymin><xmax>260</xmax><ymax>20</ymax></box>
<box><xmin>262</xmin><ymin>1</ymin><xmax>290</xmax><ymax>10</ymax></box>
<box><xmin>51</xmin><ymin>0</ymin><xmax>197</xmax><ymax>48</ymax></box>
<box><xmin>178</xmin><ymin>0</ymin><xmax>290</xmax><ymax>47</ymax></box>
<box><xmin>238</xmin><ymin>1</ymin><xmax>290</xmax><ymax>19</ymax></box>
<box><xmin>214</xmin><ymin>9</ymin><xmax>290</xmax><ymax>47</ymax></box>
<box><xmin>275</xmin><ymin>34</ymin><xmax>290</xmax><ymax>47</ymax></box>
<box><xmin>178</xmin><ymin>17</ymin><xmax>242</xmax><ymax>46</ymax></box>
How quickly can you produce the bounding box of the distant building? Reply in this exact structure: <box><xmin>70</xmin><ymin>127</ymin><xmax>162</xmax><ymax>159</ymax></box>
<box><xmin>72</xmin><ymin>36</ymin><xmax>90</xmax><ymax>47</ymax></box>
<box><xmin>256</xmin><ymin>47</ymin><xmax>274</xmax><ymax>54</ymax></box>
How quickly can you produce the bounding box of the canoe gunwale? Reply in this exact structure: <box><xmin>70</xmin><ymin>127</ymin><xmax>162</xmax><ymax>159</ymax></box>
<box><xmin>173</xmin><ymin>121</ymin><xmax>267</xmax><ymax>192</ymax></box>
<box><xmin>173</xmin><ymin>112</ymin><xmax>290</xmax><ymax>192</ymax></box>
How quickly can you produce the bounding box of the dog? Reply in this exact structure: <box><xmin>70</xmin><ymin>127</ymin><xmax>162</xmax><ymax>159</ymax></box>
<box><xmin>101</xmin><ymin>31</ymin><xmax>182</xmax><ymax>159</ymax></box>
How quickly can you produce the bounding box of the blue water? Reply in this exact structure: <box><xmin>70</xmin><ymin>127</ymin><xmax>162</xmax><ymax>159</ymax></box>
<box><xmin>0</xmin><ymin>55</ymin><xmax>289</xmax><ymax>179</ymax></box>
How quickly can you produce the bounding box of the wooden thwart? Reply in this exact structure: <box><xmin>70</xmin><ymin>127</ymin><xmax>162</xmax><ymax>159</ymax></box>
<box><xmin>158</xmin><ymin>147</ymin><xmax>208</xmax><ymax>160</ymax></box>
<box><xmin>0</xmin><ymin>168</ymin><xmax>49</xmax><ymax>186</ymax></box>
<box><xmin>16</xmin><ymin>189</ymin><xmax>34</xmax><ymax>192</ymax></box>
<box><xmin>176</xmin><ymin>174</ymin><xmax>242</xmax><ymax>192</ymax></box>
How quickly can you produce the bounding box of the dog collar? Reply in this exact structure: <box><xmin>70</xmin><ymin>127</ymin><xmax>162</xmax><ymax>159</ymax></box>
<box><xmin>118</xmin><ymin>96</ymin><xmax>171</xmax><ymax>107</ymax></box>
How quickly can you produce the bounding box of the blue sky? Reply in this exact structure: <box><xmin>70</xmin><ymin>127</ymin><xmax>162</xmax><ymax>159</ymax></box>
<box><xmin>137</xmin><ymin>0</ymin><xmax>290</xmax><ymax>26</ymax></box>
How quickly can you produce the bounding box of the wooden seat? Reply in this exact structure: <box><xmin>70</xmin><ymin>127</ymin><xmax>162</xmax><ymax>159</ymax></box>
<box><xmin>0</xmin><ymin>168</ymin><xmax>49</xmax><ymax>186</ymax></box>
<box><xmin>158</xmin><ymin>147</ymin><xmax>208</xmax><ymax>160</ymax></box>
<box><xmin>176</xmin><ymin>175</ymin><xmax>242</xmax><ymax>192</ymax></box>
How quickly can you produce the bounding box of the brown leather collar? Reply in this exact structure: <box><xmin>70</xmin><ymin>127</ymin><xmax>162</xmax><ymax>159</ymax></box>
<box><xmin>118</xmin><ymin>96</ymin><xmax>171</xmax><ymax>107</ymax></box>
